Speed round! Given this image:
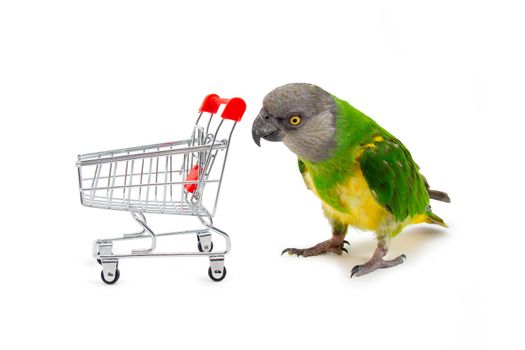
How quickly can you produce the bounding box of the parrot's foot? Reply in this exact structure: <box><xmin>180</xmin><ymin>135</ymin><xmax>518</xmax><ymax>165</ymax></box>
<box><xmin>351</xmin><ymin>245</ymin><xmax>406</xmax><ymax>278</ymax></box>
<box><xmin>282</xmin><ymin>238</ymin><xmax>350</xmax><ymax>257</ymax></box>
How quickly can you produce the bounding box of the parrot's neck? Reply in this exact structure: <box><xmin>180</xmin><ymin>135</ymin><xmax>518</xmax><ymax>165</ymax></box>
<box><xmin>302</xmin><ymin>96</ymin><xmax>381</xmax><ymax>185</ymax></box>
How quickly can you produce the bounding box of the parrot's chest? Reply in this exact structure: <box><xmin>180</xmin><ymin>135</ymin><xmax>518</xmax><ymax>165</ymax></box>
<box><xmin>304</xmin><ymin>168</ymin><xmax>388</xmax><ymax>231</ymax></box>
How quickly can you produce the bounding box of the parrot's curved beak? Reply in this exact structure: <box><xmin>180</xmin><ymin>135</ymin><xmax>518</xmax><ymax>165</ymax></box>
<box><xmin>252</xmin><ymin>109</ymin><xmax>283</xmax><ymax>147</ymax></box>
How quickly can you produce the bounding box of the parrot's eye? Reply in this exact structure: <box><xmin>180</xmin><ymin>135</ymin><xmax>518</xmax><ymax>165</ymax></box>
<box><xmin>289</xmin><ymin>115</ymin><xmax>302</xmax><ymax>126</ymax></box>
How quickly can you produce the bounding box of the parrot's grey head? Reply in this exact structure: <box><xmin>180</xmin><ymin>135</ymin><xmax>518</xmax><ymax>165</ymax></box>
<box><xmin>252</xmin><ymin>83</ymin><xmax>338</xmax><ymax>163</ymax></box>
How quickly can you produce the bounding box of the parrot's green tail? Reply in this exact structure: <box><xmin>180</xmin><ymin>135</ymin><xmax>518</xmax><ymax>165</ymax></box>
<box><xmin>426</xmin><ymin>212</ymin><xmax>448</xmax><ymax>228</ymax></box>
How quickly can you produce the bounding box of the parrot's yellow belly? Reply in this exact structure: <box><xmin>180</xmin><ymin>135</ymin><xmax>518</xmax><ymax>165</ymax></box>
<box><xmin>304</xmin><ymin>168</ymin><xmax>425</xmax><ymax>233</ymax></box>
<box><xmin>325</xmin><ymin>169</ymin><xmax>388</xmax><ymax>231</ymax></box>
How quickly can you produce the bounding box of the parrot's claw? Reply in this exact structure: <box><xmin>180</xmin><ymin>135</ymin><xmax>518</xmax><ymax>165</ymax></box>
<box><xmin>343</xmin><ymin>240</ymin><xmax>350</xmax><ymax>247</ymax></box>
<box><xmin>351</xmin><ymin>254</ymin><xmax>406</xmax><ymax>278</ymax></box>
<box><xmin>281</xmin><ymin>248</ymin><xmax>292</xmax><ymax>256</ymax></box>
<box><xmin>350</xmin><ymin>265</ymin><xmax>360</xmax><ymax>278</ymax></box>
<box><xmin>281</xmin><ymin>238</ymin><xmax>349</xmax><ymax>257</ymax></box>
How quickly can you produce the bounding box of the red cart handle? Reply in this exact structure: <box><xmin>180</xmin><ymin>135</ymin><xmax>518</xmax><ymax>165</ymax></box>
<box><xmin>199</xmin><ymin>94</ymin><xmax>246</xmax><ymax>122</ymax></box>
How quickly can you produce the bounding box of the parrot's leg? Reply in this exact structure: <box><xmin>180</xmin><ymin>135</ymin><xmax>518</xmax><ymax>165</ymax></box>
<box><xmin>282</xmin><ymin>221</ymin><xmax>349</xmax><ymax>257</ymax></box>
<box><xmin>350</xmin><ymin>236</ymin><xmax>406</xmax><ymax>277</ymax></box>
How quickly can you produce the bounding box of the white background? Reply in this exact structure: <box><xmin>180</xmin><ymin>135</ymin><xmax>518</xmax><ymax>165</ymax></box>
<box><xmin>1</xmin><ymin>1</ymin><xmax>523</xmax><ymax>349</ymax></box>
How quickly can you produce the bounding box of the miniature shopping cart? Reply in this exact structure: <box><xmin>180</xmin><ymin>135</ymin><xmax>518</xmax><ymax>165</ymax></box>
<box><xmin>76</xmin><ymin>94</ymin><xmax>246</xmax><ymax>284</ymax></box>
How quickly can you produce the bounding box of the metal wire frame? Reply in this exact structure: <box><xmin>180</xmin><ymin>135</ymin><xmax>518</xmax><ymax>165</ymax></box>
<box><xmin>76</xmin><ymin>110</ymin><xmax>236</xmax><ymax>218</ymax></box>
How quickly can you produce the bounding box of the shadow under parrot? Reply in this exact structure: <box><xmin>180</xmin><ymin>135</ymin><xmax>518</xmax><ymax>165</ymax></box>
<box><xmin>332</xmin><ymin>226</ymin><xmax>448</xmax><ymax>275</ymax></box>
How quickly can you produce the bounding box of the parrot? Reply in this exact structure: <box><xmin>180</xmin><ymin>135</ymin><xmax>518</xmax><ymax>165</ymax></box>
<box><xmin>251</xmin><ymin>83</ymin><xmax>450</xmax><ymax>277</ymax></box>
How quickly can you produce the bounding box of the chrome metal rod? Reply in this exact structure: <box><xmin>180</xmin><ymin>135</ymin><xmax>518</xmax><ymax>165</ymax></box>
<box><xmin>110</xmin><ymin>228</ymin><xmax>208</xmax><ymax>241</ymax></box>
<box><xmin>78</xmin><ymin>139</ymin><xmax>193</xmax><ymax>160</ymax></box>
<box><xmin>98</xmin><ymin>251</ymin><xmax>228</xmax><ymax>259</ymax></box>
<box><xmin>83</xmin><ymin>179</ymin><xmax>220</xmax><ymax>192</ymax></box>
<box><xmin>77</xmin><ymin>142</ymin><xmax>227</xmax><ymax>167</ymax></box>
<box><xmin>213</xmin><ymin>122</ymin><xmax>237</xmax><ymax>215</ymax></box>
<box><xmin>130</xmin><ymin>212</ymin><xmax>156</xmax><ymax>254</ymax></box>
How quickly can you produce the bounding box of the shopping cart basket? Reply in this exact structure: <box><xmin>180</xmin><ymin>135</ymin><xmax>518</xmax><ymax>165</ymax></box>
<box><xmin>76</xmin><ymin>94</ymin><xmax>246</xmax><ymax>284</ymax></box>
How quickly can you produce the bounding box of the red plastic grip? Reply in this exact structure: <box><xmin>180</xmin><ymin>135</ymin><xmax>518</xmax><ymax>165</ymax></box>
<box><xmin>184</xmin><ymin>165</ymin><xmax>200</xmax><ymax>193</ymax></box>
<box><xmin>199</xmin><ymin>94</ymin><xmax>246</xmax><ymax>122</ymax></box>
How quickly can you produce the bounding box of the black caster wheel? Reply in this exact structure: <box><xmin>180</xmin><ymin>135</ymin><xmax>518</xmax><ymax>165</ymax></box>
<box><xmin>97</xmin><ymin>259</ymin><xmax>102</xmax><ymax>265</ymax></box>
<box><xmin>101</xmin><ymin>269</ymin><xmax>120</xmax><ymax>285</ymax></box>
<box><xmin>198</xmin><ymin>241</ymin><xmax>214</xmax><ymax>252</ymax></box>
<box><xmin>208</xmin><ymin>266</ymin><xmax>227</xmax><ymax>282</ymax></box>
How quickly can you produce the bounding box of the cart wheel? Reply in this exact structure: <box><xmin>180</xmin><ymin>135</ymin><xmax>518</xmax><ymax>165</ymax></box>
<box><xmin>208</xmin><ymin>266</ymin><xmax>227</xmax><ymax>282</ymax></box>
<box><xmin>100</xmin><ymin>269</ymin><xmax>120</xmax><ymax>285</ymax></box>
<box><xmin>97</xmin><ymin>259</ymin><xmax>102</xmax><ymax>265</ymax></box>
<box><xmin>198</xmin><ymin>241</ymin><xmax>214</xmax><ymax>253</ymax></box>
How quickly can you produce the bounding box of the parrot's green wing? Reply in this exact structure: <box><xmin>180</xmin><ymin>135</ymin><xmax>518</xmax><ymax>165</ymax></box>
<box><xmin>298</xmin><ymin>158</ymin><xmax>312</xmax><ymax>191</ymax></box>
<box><xmin>359</xmin><ymin>135</ymin><xmax>430</xmax><ymax>221</ymax></box>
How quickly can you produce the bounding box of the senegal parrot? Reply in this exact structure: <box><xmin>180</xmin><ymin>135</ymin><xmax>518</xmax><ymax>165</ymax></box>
<box><xmin>252</xmin><ymin>83</ymin><xmax>450</xmax><ymax>277</ymax></box>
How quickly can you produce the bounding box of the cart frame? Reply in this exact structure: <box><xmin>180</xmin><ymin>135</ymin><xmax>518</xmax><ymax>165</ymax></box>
<box><xmin>76</xmin><ymin>94</ymin><xmax>246</xmax><ymax>283</ymax></box>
